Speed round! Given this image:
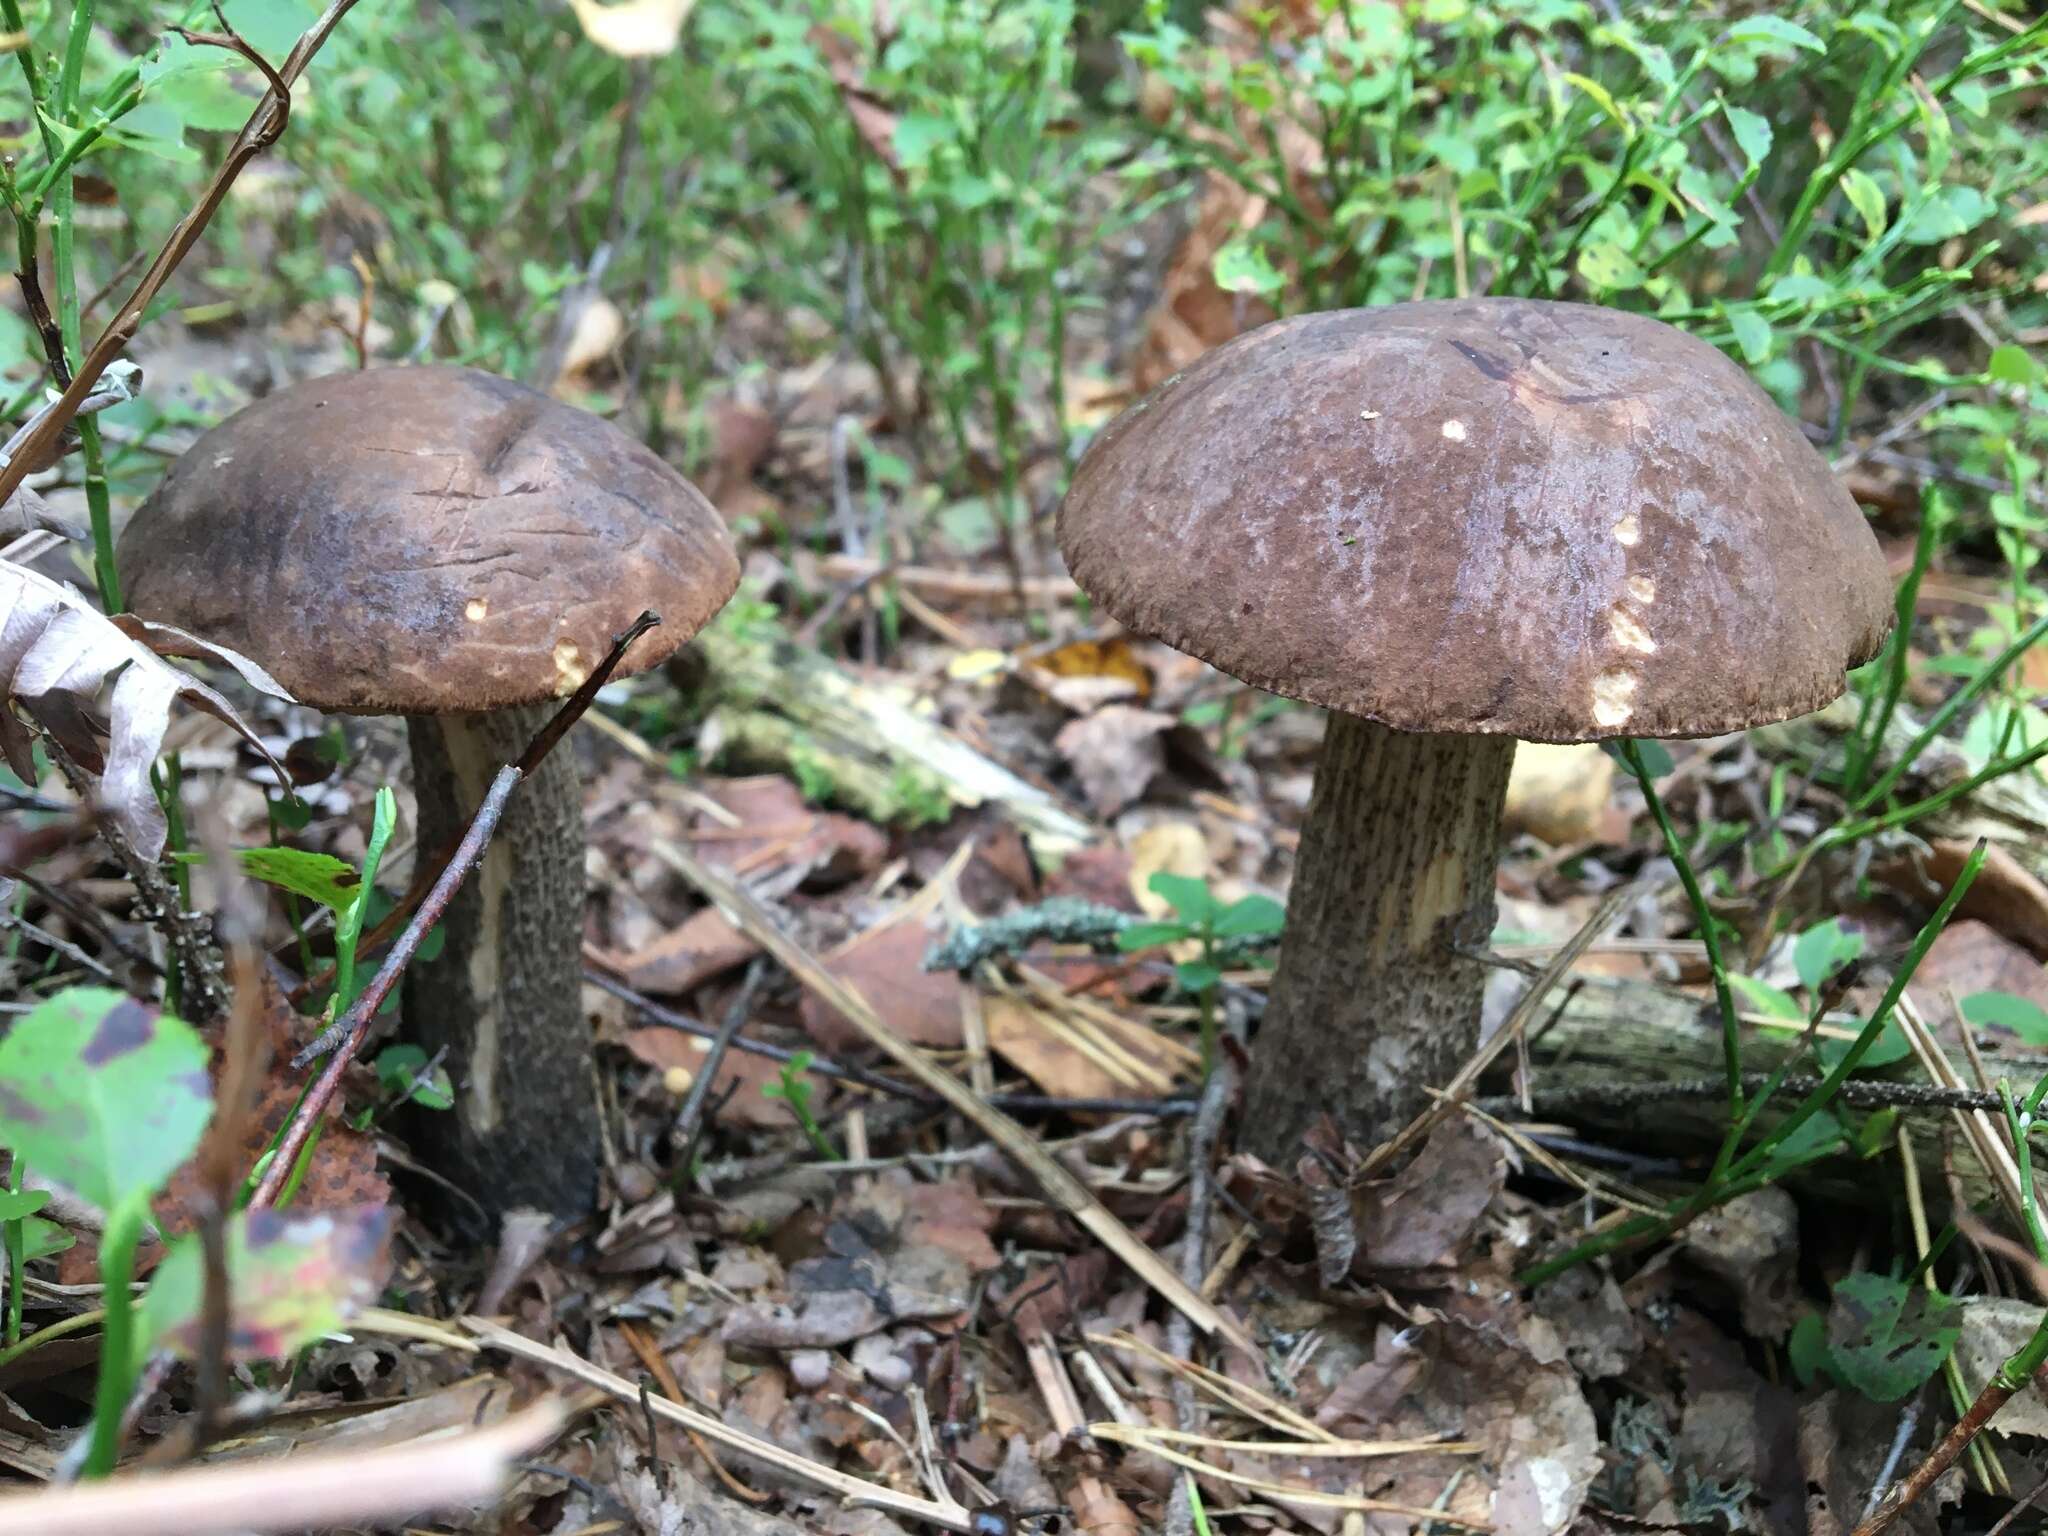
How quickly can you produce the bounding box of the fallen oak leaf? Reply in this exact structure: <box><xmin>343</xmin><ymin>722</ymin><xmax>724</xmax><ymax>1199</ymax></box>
<box><xmin>1</xmin><ymin>561</ymin><xmax>292</xmax><ymax>860</ymax></box>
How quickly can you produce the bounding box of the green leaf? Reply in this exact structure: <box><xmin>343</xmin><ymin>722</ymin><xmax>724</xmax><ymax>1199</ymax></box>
<box><xmin>1988</xmin><ymin>345</ymin><xmax>2036</xmax><ymax>387</ymax></box>
<box><xmin>333</xmin><ymin>789</ymin><xmax>397</xmax><ymax>1013</ymax></box>
<box><xmin>1827</xmin><ymin>1273</ymin><xmax>1962</xmax><ymax>1402</ymax></box>
<box><xmin>139</xmin><ymin>1205</ymin><xmax>393</xmax><ymax>1366</ymax></box>
<box><xmin>1147</xmin><ymin>872</ymin><xmax>1218</xmax><ymax>925</ymax></box>
<box><xmin>21</xmin><ymin>1216</ymin><xmax>72</xmax><ymax>1262</ymax></box>
<box><xmin>1213</xmin><ymin>895</ymin><xmax>1285</xmax><ymax>940</ymax></box>
<box><xmin>1839</xmin><ymin>168</ymin><xmax>1887</xmax><ymax>241</ymax></box>
<box><xmin>1726</xmin><ymin>16</ymin><xmax>1826</xmax><ymax>55</ymax></box>
<box><xmin>1562</xmin><ymin>72</ymin><xmax>1632</xmax><ymax>137</ymax></box>
<box><xmin>1117</xmin><ymin>921</ymin><xmax>1192</xmax><ymax>952</ymax></box>
<box><xmin>0</xmin><ymin>1188</ymin><xmax>49</xmax><ymax>1222</ymax></box>
<box><xmin>0</xmin><ymin>989</ymin><xmax>212</xmax><ymax>1210</ymax></box>
<box><xmin>1722</xmin><ymin>103</ymin><xmax>1772</xmax><ymax>171</ymax></box>
<box><xmin>1175</xmin><ymin>960</ymin><xmax>1222</xmax><ymax>994</ymax></box>
<box><xmin>1793</xmin><ymin>918</ymin><xmax>1864</xmax><ymax>992</ymax></box>
<box><xmin>1724</xmin><ymin>306</ymin><xmax>1772</xmax><ymax>366</ymax></box>
<box><xmin>219</xmin><ymin>0</ymin><xmax>314</xmax><ymax>58</ymax></box>
<box><xmin>1576</xmin><ymin>242</ymin><xmax>1645</xmax><ymax>292</ymax></box>
<box><xmin>1899</xmin><ymin>184</ymin><xmax>1996</xmax><ymax>245</ymax></box>
<box><xmin>372</xmin><ymin>1045</ymin><xmax>453</xmax><ymax>1111</ymax></box>
<box><xmin>1730</xmin><ymin>973</ymin><xmax>1803</xmax><ymax>1022</ymax></box>
<box><xmin>1211</xmin><ymin>240</ymin><xmax>1285</xmax><ymax>297</ymax></box>
<box><xmin>1788</xmin><ymin>1311</ymin><xmax>1835</xmax><ymax>1388</ymax></box>
<box><xmin>1961</xmin><ymin>991</ymin><xmax>2048</xmax><ymax>1045</ymax></box>
<box><xmin>1814</xmin><ymin>1019</ymin><xmax>1911</xmax><ymax>1071</ymax></box>
<box><xmin>1603</xmin><ymin>738</ymin><xmax>1675</xmax><ymax>778</ymax></box>
<box><xmin>893</xmin><ymin>112</ymin><xmax>953</xmax><ymax>169</ymax></box>
<box><xmin>176</xmin><ymin>847</ymin><xmax>361</xmax><ymax>912</ymax></box>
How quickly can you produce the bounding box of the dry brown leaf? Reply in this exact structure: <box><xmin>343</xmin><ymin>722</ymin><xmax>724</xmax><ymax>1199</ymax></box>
<box><xmin>1126</xmin><ymin>820</ymin><xmax>1210</xmax><ymax>915</ymax></box>
<box><xmin>799</xmin><ymin>919</ymin><xmax>962</xmax><ymax>1054</ymax></box>
<box><xmin>1054</xmin><ymin>705</ymin><xmax>1176</xmax><ymax>819</ymax></box>
<box><xmin>591</xmin><ymin>904</ymin><xmax>760</xmax><ymax>995</ymax></box>
<box><xmin>3</xmin><ymin>485</ymin><xmax>83</xmax><ymax>539</ymax></box>
<box><xmin>808</xmin><ymin>25</ymin><xmax>902</xmax><ymax>174</ymax></box>
<box><xmin>1876</xmin><ymin>838</ymin><xmax>2048</xmax><ymax>957</ymax></box>
<box><xmin>1350</xmin><ymin>1118</ymin><xmax>1506</xmax><ymax>1272</ymax></box>
<box><xmin>623</xmin><ymin>1027</ymin><xmax>792</xmax><ymax>1128</ymax></box>
<box><xmin>1919</xmin><ymin>919</ymin><xmax>2048</xmax><ymax>1023</ymax></box>
<box><xmin>983</xmin><ymin>994</ymin><xmax>1122</xmax><ymax>1100</ymax></box>
<box><xmin>568</xmin><ymin>0</ymin><xmax>696</xmax><ymax>57</ymax></box>
<box><xmin>1</xmin><ymin>561</ymin><xmax>290</xmax><ymax>859</ymax></box>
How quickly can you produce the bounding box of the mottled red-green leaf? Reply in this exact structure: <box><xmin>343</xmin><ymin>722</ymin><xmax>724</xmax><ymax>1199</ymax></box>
<box><xmin>0</xmin><ymin>987</ymin><xmax>213</xmax><ymax>1208</ymax></box>
<box><xmin>139</xmin><ymin>1204</ymin><xmax>394</xmax><ymax>1363</ymax></box>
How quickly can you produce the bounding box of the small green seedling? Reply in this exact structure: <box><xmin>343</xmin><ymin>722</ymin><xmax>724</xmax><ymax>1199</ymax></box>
<box><xmin>371</xmin><ymin>1044</ymin><xmax>455</xmax><ymax>1116</ymax></box>
<box><xmin>1116</xmin><ymin>873</ymin><xmax>1285</xmax><ymax>1078</ymax></box>
<box><xmin>0</xmin><ymin>987</ymin><xmax>390</xmax><ymax>1476</ymax></box>
<box><xmin>762</xmin><ymin>1050</ymin><xmax>840</xmax><ymax>1162</ymax></box>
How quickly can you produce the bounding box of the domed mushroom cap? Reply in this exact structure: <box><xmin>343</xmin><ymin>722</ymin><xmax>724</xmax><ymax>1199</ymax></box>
<box><xmin>118</xmin><ymin>366</ymin><xmax>741</xmax><ymax>715</ymax></box>
<box><xmin>1058</xmin><ymin>299</ymin><xmax>1893</xmax><ymax>741</ymax></box>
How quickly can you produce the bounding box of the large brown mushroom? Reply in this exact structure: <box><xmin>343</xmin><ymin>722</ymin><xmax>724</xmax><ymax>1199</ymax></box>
<box><xmin>118</xmin><ymin>366</ymin><xmax>740</xmax><ymax>1220</ymax></box>
<box><xmin>1057</xmin><ymin>298</ymin><xmax>1894</xmax><ymax>1160</ymax></box>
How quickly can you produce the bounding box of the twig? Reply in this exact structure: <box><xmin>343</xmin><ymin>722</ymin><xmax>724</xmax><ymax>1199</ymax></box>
<box><xmin>1361</xmin><ymin>881</ymin><xmax>1639</xmax><ymax>1177</ymax></box>
<box><xmin>253</xmin><ymin>766</ymin><xmax>519</xmax><ymax>1208</ymax></box>
<box><xmin>0</xmin><ymin>0</ymin><xmax>365</xmax><ymax>508</ymax></box>
<box><xmin>1986</xmin><ymin>1468</ymin><xmax>2048</xmax><ymax>1536</ymax></box>
<box><xmin>648</xmin><ymin>839</ymin><xmax>1254</xmax><ymax>1352</ymax></box>
<box><xmin>1475</xmin><ymin>1074</ymin><xmax>2033</xmax><ymax>1117</ymax></box>
<box><xmin>259</xmin><ymin>614</ymin><xmax>656</xmax><ymax>1204</ymax></box>
<box><xmin>463</xmin><ymin>1317</ymin><xmax>976</xmax><ymax>1532</ymax></box>
<box><xmin>1853</xmin><ymin>1369</ymin><xmax>2035</xmax><ymax>1536</ymax></box>
<box><xmin>591</xmin><ymin>968</ymin><xmax>1197</xmax><ymax>1117</ymax></box>
<box><xmin>671</xmin><ymin>957</ymin><xmax>769</xmax><ymax>1174</ymax></box>
<box><xmin>0</xmin><ymin>1401</ymin><xmax>565</xmax><ymax>1536</ymax></box>
<box><xmin>1862</xmin><ymin>1402</ymin><xmax>1922</xmax><ymax>1523</ymax></box>
<box><xmin>1163</xmin><ymin>1032</ymin><xmax>1236</xmax><ymax>1536</ymax></box>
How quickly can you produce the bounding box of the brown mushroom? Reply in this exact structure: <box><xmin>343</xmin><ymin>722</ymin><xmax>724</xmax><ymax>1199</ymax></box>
<box><xmin>1056</xmin><ymin>298</ymin><xmax>1893</xmax><ymax>1159</ymax></box>
<box><xmin>118</xmin><ymin>366</ymin><xmax>740</xmax><ymax>1220</ymax></box>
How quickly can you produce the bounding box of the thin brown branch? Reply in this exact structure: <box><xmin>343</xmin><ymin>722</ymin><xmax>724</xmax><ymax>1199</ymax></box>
<box><xmin>1853</xmin><ymin>1372</ymin><xmax>2026</xmax><ymax>1536</ymax></box>
<box><xmin>0</xmin><ymin>0</ymin><xmax>362</xmax><ymax>509</ymax></box>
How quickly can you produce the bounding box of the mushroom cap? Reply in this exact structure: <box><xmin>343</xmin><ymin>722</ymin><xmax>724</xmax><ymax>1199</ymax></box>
<box><xmin>117</xmin><ymin>366</ymin><xmax>741</xmax><ymax>715</ymax></box>
<box><xmin>1057</xmin><ymin>299</ymin><xmax>1893</xmax><ymax>741</ymax></box>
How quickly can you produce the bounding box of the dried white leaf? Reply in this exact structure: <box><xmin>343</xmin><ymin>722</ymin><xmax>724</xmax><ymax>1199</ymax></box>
<box><xmin>1</xmin><ymin>560</ymin><xmax>293</xmax><ymax>859</ymax></box>
<box><xmin>568</xmin><ymin>0</ymin><xmax>696</xmax><ymax>57</ymax></box>
<box><xmin>2</xmin><ymin>486</ymin><xmax>84</xmax><ymax>539</ymax></box>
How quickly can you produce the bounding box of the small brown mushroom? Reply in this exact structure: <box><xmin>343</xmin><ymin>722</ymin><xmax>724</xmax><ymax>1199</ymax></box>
<box><xmin>118</xmin><ymin>366</ymin><xmax>740</xmax><ymax>1220</ymax></box>
<box><xmin>1057</xmin><ymin>298</ymin><xmax>1894</xmax><ymax>1159</ymax></box>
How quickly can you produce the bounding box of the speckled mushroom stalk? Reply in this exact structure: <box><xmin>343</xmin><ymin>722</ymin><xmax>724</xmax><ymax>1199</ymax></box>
<box><xmin>404</xmin><ymin>704</ymin><xmax>594</xmax><ymax>1219</ymax></box>
<box><xmin>1057</xmin><ymin>299</ymin><xmax>1893</xmax><ymax>1162</ymax></box>
<box><xmin>1248</xmin><ymin>718</ymin><xmax>1516</xmax><ymax>1145</ymax></box>
<box><xmin>118</xmin><ymin>366</ymin><xmax>739</xmax><ymax>1225</ymax></box>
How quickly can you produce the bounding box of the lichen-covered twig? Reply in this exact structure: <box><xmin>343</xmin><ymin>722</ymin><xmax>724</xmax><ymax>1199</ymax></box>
<box><xmin>923</xmin><ymin>897</ymin><xmax>1133</xmax><ymax>972</ymax></box>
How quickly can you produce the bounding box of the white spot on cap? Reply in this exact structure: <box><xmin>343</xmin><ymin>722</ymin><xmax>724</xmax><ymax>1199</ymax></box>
<box><xmin>1627</xmin><ymin>575</ymin><xmax>1656</xmax><ymax>604</ymax></box>
<box><xmin>1613</xmin><ymin>510</ymin><xmax>1641</xmax><ymax>546</ymax></box>
<box><xmin>1360</xmin><ymin>408</ymin><xmax>1381</xmax><ymax>421</ymax></box>
<box><xmin>1441</xmin><ymin>419</ymin><xmax>1468</xmax><ymax>442</ymax></box>
<box><xmin>1592</xmin><ymin>666</ymin><xmax>1637</xmax><ymax>727</ymax></box>
<box><xmin>1609</xmin><ymin>606</ymin><xmax>1656</xmax><ymax>654</ymax></box>
<box><xmin>465</xmin><ymin>598</ymin><xmax>489</xmax><ymax>622</ymax></box>
<box><xmin>553</xmin><ymin>638</ymin><xmax>589</xmax><ymax>693</ymax></box>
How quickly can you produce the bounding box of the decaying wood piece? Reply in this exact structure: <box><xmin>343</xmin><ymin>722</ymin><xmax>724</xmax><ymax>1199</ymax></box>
<box><xmin>688</xmin><ymin>621</ymin><xmax>1093</xmax><ymax>854</ymax></box>
<box><xmin>1510</xmin><ymin>973</ymin><xmax>2042</xmax><ymax>1210</ymax></box>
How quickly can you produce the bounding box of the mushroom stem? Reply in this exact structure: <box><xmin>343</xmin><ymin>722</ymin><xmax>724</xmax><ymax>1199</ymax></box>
<box><xmin>1244</xmin><ymin>715</ymin><xmax>1515</xmax><ymax>1162</ymax></box>
<box><xmin>403</xmin><ymin>705</ymin><xmax>598</xmax><ymax>1223</ymax></box>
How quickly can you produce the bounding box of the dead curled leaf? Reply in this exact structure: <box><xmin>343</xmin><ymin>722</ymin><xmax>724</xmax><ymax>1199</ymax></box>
<box><xmin>1</xmin><ymin>560</ymin><xmax>292</xmax><ymax>859</ymax></box>
<box><xmin>1053</xmin><ymin>705</ymin><xmax>1177</xmax><ymax>819</ymax></box>
<box><xmin>568</xmin><ymin>0</ymin><xmax>697</xmax><ymax>58</ymax></box>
